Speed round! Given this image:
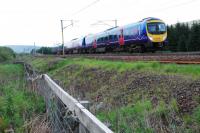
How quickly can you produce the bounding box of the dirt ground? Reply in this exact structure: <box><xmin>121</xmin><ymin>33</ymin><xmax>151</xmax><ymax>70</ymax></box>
<box><xmin>50</xmin><ymin>63</ymin><xmax>200</xmax><ymax>132</ymax></box>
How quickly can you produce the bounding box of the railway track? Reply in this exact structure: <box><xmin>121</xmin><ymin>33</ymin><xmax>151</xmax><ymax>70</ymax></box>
<box><xmin>36</xmin><ymin>52</ymin><xmax>200</xmax><ymax>64</ymax></box>
<box><xmin>83</xmin><ymin>54</ymin><xmax>200</xmax><ymax>64</ymax></box>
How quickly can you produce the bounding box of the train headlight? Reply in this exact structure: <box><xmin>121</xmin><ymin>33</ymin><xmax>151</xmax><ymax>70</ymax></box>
<box><xmin>163</xmin><ymin>35</ymin><xmax>167</xmax><ymax>40</ymax></box>
<box><xmin>149</xmin><ymin>36</ymin><xmax>153</xmax><ymax>41</ymax></box>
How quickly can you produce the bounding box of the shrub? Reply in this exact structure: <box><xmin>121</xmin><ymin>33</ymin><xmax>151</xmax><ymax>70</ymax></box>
<box><xmin>0</xmin><ymin>47</ymin><xmax>15</xmax><ymax>62</ymax></box>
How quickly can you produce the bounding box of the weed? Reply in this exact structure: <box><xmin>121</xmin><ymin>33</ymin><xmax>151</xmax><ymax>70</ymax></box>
<box><xmin>0</xmin><ymin>64</ymin><xmax>45</xmax><ymax>132</ymax></box>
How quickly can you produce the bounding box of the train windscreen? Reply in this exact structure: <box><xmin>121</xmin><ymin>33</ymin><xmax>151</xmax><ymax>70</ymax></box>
<box><xmin>147</xmin><ymin>22</ymin><xmax>166</xmax><ymax>34</ymax></box>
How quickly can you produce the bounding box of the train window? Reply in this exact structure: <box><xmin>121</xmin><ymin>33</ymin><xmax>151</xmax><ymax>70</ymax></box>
<box><xmin>106</xmin><ymin>37</ymin><xmax>108</xmax><ymax>41</ymax></box>
<box><xmin>114</xmin><ymin>35</ymin><xmax>117</xmax><ymax>40</ymax></box>
<box><xmin>147</xmin><ymin>22</ymin><xmax>166</xmax><ymax>34</ymax></box>
<box><xmin>138</xmin><ymin>25</ymin><xmax>141</xmax><ymax>35</ymax></box>
<box><xmin>125</xmin><ymin>29</ymin><xmax>129</xmax><ymax>36</ymax></box>
<box><xmin>133</xmin><ymin>27</ymin><xmax>138</xmax><ymax>35</ymax></box>
<box><xmin>111</xmin><ymin>35</ymin><xmax>114</xmax><ymax>40</ymax></box>
<box><xmin>109</xmin><ymin>35</ymin><xmax>112</xmax><ymax>40</ymax></box>
<box><xmin>148</xmin><ymin>25</ymin><xmax>156</xmax><ymax>32</ymax></box>
<box><xmin>128</xmin><ymin>29</ymin><xmax>132</xmax><ymax>36</ymax></box>
<box><xmin>97</xmin><ymin>38</ymin><xmax>100</xmax><ymax>43</ymax></box>
<box><xmin>158</xmin><ymin>24</ymin><xmax>166</xmax><ymax>32</ymax></box>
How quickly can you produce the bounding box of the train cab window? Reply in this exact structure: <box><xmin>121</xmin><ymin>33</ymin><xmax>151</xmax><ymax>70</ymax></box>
<box><xmin>158</xmin><ymin>24</ymin><xmax>166</xmax><ymax>32</ymax></box>
<box><xmin>147</xmin><ymin>22</ymin><xmax>166</xmax><ymax>34</ymax></box>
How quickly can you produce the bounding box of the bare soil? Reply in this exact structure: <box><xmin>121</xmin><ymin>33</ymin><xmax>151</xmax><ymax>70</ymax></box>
<box><xmin>51</xmin><ymin>64</ymin><xmax>200</xmax><ymax>132</ymax></box>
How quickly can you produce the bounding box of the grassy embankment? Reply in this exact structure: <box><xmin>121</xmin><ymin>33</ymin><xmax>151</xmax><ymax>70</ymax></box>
<box><xmin>27</xmin><ymin>56</ymin><xmax>200</xmax><ymax>133</ymax></box>
<box><xmin>0</xmin><ymin>47</ymin><xmax>45</xmax><ymax>133</ymax></box>
<box><xmin>29</xmin><ymin>56</ymin><xmax>200</xmax><ymax>77</ymax></box>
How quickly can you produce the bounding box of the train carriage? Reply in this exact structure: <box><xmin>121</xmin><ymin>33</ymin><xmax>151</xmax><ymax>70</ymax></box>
<box><xmin>63</xmin><ymin>17</ymin><xmax>167</xmax><ymax>53</ymax></box>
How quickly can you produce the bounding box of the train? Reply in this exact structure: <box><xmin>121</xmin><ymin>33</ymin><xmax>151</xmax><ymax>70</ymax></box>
<box><xmin>55</xmin><ymin>17</ymin><xmax>167</xmax><ymax>54</ymax></box>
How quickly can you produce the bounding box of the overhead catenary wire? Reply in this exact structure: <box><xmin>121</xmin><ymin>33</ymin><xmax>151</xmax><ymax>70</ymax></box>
<box><xmin>149</xmin><ymin>0</ymin><xmax>199</xmax><ymax>13</ymax></box>
<box><xmin>72</xmin><ymin>0</ymin><xmax>101</xmax><ymax>16</ymax></box>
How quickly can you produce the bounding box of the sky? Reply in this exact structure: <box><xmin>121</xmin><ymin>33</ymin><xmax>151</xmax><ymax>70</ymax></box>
<box><xmin>0</xmin><ymin>0</ymin><xmax>200</xmax><ymax>46</ymax></box>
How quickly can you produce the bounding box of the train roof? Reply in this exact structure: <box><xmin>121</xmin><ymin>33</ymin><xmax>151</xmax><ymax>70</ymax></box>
<box><xmin>104</xmin><ymin>26</ymin><xmax>119</xmax><ymax>31</ymax></box>
<box><xmin>141</xmin><ymin>17</ymin><xmax>162</xmax><ymax>22</ymax></box>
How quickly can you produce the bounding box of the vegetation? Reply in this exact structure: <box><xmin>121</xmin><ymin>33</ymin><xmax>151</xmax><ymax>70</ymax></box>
<box><xmin>167</xmin><ymin>22</ymin><xmax>200</xmax><ymax>51</ymax></box>
<box><xmin>35</xmin><ymin>47</ymin><xmax>53</xmax><ymax>54</ymax></box>
<box><xmin>24</xmin><ymin>56</ymin><xmax>200</xmax><ymax>132</ymax></box>
<box><xmin>0</xmin><ymin>47</ymin><xmax>15</xmax><ymax>62</ymax></box>
<box><xmin>97</xmin><ymin>100</ymin><xmax>200</xmax><ymax>132</ymax></box>
<box><xmin>0</xmin><ymin>64</ymin><xmax>45</xmax><ymax>133</ymax></box>
<box><xmin>29</xmin><ymin>57</ymin><xmax>200</xmax><ymax>78</ymax></box>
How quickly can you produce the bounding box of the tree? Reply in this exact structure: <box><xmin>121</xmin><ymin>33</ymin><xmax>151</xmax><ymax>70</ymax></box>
<box><xmin>167</xmin><ymin>22</ymin><xmax>200</xmax><ymax>52</ymax></box>
<box><xmin>188</xmin><ymin>23</ymin><xmax>200</xmax><ymax>51</ymax></box>
<box><xmin>36</xmin><ymin>47</ymin><xmax>53</xmax><ymax>54</ymax></box>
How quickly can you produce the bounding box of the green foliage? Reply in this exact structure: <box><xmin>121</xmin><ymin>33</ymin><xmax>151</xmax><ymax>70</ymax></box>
<box><xmin>57</xmin><ymin>58</ymin><xmax>200</xmax><ymax>77</ymax></box>
<box><xmin>36</xmin><ymin>47</ymin><xmax>53</xmax><ymax>54</ymax></box>
<box><xmin>28</xmin><ymin>57</ymin><xmax>200</xmax><ymax>78</ymax></box>
<box><xmin>97</xmin><ymin>100</ymin><xmax>153</xmax><ymax>132</ymax></box>
<box><xmin>0</xmin><ymin>47</ymin><xmax>15</xmax><ymax>62</ymax></box>
<box><xmin>167</xmin><ymin>22</ymin><xmax>200</xmax><ymax>52</ymax></box>
<box><xmin>193</xmin><ymin>106</ymin><xmax>200</xmax><ymax>124</ymax></box>
<box><xmin>170</xmin><ymin>98</ymin><xmax>179</xmax><ymax>112</ymax></box>
<box><xmin>26</xmin><ymin>56</ymin><xmax>200</xmax><ymax>132</ymax></box>
<box><xmin>0</xmin><ymin>64</ymin><xmax>45</xmax><ymax>132</ymax></box>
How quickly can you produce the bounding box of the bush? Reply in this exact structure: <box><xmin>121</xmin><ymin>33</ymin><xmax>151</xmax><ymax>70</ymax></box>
<box><xmin>0</xmin><ymin>47</ymin><xmax>15</xmax><ymax>62</ymax></box>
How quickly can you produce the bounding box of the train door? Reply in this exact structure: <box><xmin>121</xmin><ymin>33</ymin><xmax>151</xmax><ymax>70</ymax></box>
<box><xmin>82</xmin><ymin>37</ymin><xmax>86</xmax><ymax>47</ymax></box>
<box><xmin>93</xmin><ymin>37</ymin><xmax>97</xmax><ymax>48</ymax></box>
<box><xmin>119</xmin><ymin>28</ymin><xmax>124</xmax><ymax>45</ymax></box>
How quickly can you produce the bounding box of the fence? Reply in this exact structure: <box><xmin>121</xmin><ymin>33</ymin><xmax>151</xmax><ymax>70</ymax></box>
<box><xmin>20</xmin><ymin>61</ymin><xmax>113</xmax><ymax>133</ymax></box>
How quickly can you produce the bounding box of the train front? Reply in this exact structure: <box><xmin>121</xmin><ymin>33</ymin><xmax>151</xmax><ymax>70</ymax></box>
<box><xmin>146</xmin><ymin>19</ymin><xmax>167</xmax><ymax>50</ymax></box>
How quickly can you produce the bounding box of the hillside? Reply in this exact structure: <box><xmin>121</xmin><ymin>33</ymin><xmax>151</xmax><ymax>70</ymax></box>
<box><xmin>6</xmin><ymin>45</ymin><xmax>40</xmax><ymax>53</ymax></box>
<box><xmin>23</xmin><ymin>56</ymin><xmax>200</xmax><ymax>133</ymax></box>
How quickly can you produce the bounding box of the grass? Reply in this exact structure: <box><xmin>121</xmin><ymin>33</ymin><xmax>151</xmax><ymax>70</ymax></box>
<box><xmin>48</xmin><ymin>57</ymin><xmax>200</xmax><ymax>78</ymax></box>
<box><xmin>0</xmin><ymin>64</ymin><xmax>45</xmax><ymax>133</ymax></box>
<box><xmin>97</xmin><ymin>100</ymin><xmax>153</xmax><ymax>133</ymax></box>
<box><xmin>24</xmin><ymin>56</ymin><xmax>200</xmax><ymax>132</ymax></box>
<box><xmin>97</xmin><ymin>99</ymin><xmax>199</xmax><ymax>133</ymax></box>
<box><xmin>27</xmin><ymin>56</ymin><xmax>200</xmax><ymax>78</ymax></box>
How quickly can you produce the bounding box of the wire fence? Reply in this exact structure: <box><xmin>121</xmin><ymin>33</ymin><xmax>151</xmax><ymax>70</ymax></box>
<box><xmin>20</xmin><ymin>61</ymin><xmax>112</xmax><ymax>133</ymax></box>
<box><xmin>35</xmin><ymin>78</ymin><xmax>80</xmax><ymax>133</ymax></box>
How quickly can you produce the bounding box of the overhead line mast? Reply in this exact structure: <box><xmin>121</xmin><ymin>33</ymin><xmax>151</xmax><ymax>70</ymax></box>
<box><xmin>61</xmin><ymin>20</ymin><xmax>74</xmax><ymax>55</ymax></box>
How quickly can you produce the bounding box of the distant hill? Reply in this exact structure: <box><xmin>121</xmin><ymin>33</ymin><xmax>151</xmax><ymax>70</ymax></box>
<box><xmin>6</xmin><ymin>45</ymin><xmax>40</xmax><ymax>53</ymax></box>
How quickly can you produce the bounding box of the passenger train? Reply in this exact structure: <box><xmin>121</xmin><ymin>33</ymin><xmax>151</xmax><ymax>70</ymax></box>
<box><xmin>55</xmin><ymin>17</ymin><xmax>167</xmax><ymax>54</ymax></box>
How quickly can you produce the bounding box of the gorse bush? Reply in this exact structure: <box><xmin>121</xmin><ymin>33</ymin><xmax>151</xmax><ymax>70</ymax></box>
<box><xmin>0</xmin><ymin>47</ymin><xmax>15</xmax><ymax>62</ymax></box>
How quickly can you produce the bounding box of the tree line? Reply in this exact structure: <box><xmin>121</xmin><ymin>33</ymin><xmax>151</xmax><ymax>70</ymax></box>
<box><xmin>31</xmin><ymin>47</ymin><xmax>54</xmax><ymax>55</ymax></box>
<box><xmin>167</xmin><ymin>22</ymin><xmax>200</xmax><ymax>52</ymax></box>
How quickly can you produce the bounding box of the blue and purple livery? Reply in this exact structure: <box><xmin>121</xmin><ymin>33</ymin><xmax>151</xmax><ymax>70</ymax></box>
<box><xmin>65</xmin><ymin>17</ymin><xmax>167</xmax><ymax>53</ymax></box>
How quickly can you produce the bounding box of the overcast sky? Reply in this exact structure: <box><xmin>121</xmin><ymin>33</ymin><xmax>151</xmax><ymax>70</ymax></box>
<box><xmin>0</xmin><ymin>0</ymin><xmax>200</xmax><ymax>46</ymax></box>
